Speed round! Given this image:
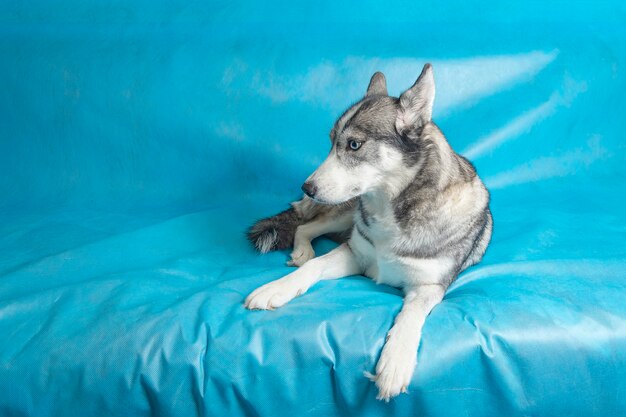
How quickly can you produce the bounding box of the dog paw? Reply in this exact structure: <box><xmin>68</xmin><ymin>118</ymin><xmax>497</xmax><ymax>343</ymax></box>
<box><xmin>244</xmin><ymin>278</ymin><xmax>306</xmax><ymax>310</ymax></box>
<box><xmin>287</xmin><ymin>243</ymin><xmax>315</xmax><ymax>267</ymax></box>
<box><xmin>367</xmin><ymin>336</ymin><xmax>417</xmax><ymax>401</ymax></box>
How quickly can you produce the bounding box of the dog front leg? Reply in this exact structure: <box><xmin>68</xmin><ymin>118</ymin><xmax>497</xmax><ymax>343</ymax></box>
<box><xmin>369</xmin><ymin>283</ymin><xmax>446</xmax><ymax>401</ymax></box>
<box><xmin>245</xmin><ymin>243</ymin><xmax>362</xmax><ymax>310</ymax></box>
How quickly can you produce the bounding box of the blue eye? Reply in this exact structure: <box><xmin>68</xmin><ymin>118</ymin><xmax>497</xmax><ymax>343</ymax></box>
<box><xmin>348</xmin><ymin>140</ymin><xmax>362</xmax><ymax>150</ymax></box>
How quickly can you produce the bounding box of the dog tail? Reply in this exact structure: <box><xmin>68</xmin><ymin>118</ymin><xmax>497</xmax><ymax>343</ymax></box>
<box><xmin>247</xmin><ymin>207</ymin><xmax>302</xmax><ymax>253</ymax></box>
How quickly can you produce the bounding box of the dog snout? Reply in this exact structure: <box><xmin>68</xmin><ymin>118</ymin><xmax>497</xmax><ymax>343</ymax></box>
<box><xmin>301</xmin><ymin>181</ymin><xmax>317</xmax><ymax>198</ymax></box>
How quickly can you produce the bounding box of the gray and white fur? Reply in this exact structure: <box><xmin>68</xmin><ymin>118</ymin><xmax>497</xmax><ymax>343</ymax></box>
<box><xmin>245</xmin><ymin>64</ymin><xmax>492</xmax><ymax>400</ymax></box>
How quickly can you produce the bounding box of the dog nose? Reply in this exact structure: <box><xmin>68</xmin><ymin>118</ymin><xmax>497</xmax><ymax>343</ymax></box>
<box><xmin>301</xmin><ymin>181</ymin><xmax>317</xmax><ymax>198</ymax></box>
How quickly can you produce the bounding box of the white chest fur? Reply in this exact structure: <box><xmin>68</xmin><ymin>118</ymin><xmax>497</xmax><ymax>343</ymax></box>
<box><xmin>349</xmin><ymin>195</ymin><xmax>452</xmax><ymax>289</ymax></box>
<box><xmin>350</xmin><ymin>226</ymin><xmax>452</xmax><ymax>289</ymax></box>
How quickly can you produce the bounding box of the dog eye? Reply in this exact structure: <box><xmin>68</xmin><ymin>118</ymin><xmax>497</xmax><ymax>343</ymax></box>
<box><xmin>348</xmin><ymin>140</ymin><xmax>362</xmax><ymax>150</ymax></box>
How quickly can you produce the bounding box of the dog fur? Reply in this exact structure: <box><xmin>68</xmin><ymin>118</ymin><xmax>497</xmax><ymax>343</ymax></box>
<box><xmin>245</xmin><ymin>64</ymin><xmax>492</xmax><ymax>400</ymax></box>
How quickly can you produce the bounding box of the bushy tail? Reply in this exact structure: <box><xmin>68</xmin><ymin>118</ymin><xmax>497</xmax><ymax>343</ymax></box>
<box><xmin>247</xmin><ymin>207</ymin><xmax>302</xmax><ymax>253</ymax></box>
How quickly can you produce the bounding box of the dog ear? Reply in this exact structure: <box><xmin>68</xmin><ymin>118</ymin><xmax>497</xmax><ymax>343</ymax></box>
<box><xmin>396</xmin><ymin>64</ymin><xmax>435</xmax><ymax>136</ymax></box>
<box><xmin>366</xmin><ymin>72</ymin><xmax>387</xmax><ymax>96</ymax></box>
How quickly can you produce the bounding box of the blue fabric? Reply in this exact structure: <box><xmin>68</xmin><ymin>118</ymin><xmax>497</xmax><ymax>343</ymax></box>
<box><xmin>1</xmin><ymin>1</ymin><xmax>625</xmax><ymax>416</ymax></box>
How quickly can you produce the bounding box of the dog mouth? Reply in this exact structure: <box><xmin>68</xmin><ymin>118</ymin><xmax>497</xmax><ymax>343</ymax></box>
<box><xmin>307</xmin><ymin>189</ymin><xmax>360</xmax><ymax>206</ymax></box>
<box><xmin>302</xmin><ymin>178</ymin><xmax>362</xmax><ymax>205</ymax></box>
<box><xmin>305</xmin><ymin>194</ymin><xmax>334</xmax><ymax>205</ymax></box>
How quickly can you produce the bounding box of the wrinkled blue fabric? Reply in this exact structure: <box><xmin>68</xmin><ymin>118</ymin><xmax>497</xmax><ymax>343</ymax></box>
<box><xmin>1</xmin><ymin>1</ymin><xmax>625</xmax><ymax>416</ymax></box>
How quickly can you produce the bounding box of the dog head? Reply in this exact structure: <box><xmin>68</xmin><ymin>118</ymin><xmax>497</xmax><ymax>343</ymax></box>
<box><xmin>302</xmin><ymin>64</ymin><xmax>436</xmax><ymax>204</ymax></box>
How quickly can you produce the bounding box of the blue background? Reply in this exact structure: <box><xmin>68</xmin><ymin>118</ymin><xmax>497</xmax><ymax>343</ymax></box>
<box><xmin>1</xmin><ymin>1</ymin><xmax>625</xmax><ymax>416</ymax></box>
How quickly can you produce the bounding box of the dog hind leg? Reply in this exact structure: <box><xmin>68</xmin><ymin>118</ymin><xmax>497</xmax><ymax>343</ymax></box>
<box><xmin>247</xmin><ymin>195</ymin><xmax>346</xmax><ymax>253</ymax></box>
<box><xmin>288</xmin><ymin>211</ymin><xmax>354</xmax><ymax>266</ymax></box>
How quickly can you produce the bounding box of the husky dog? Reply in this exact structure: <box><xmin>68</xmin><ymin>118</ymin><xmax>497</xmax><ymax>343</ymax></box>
<box><xmin>245</xmin><ymin>64</ymin><xmax>492</xmax><ymax>400</ymax></box>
